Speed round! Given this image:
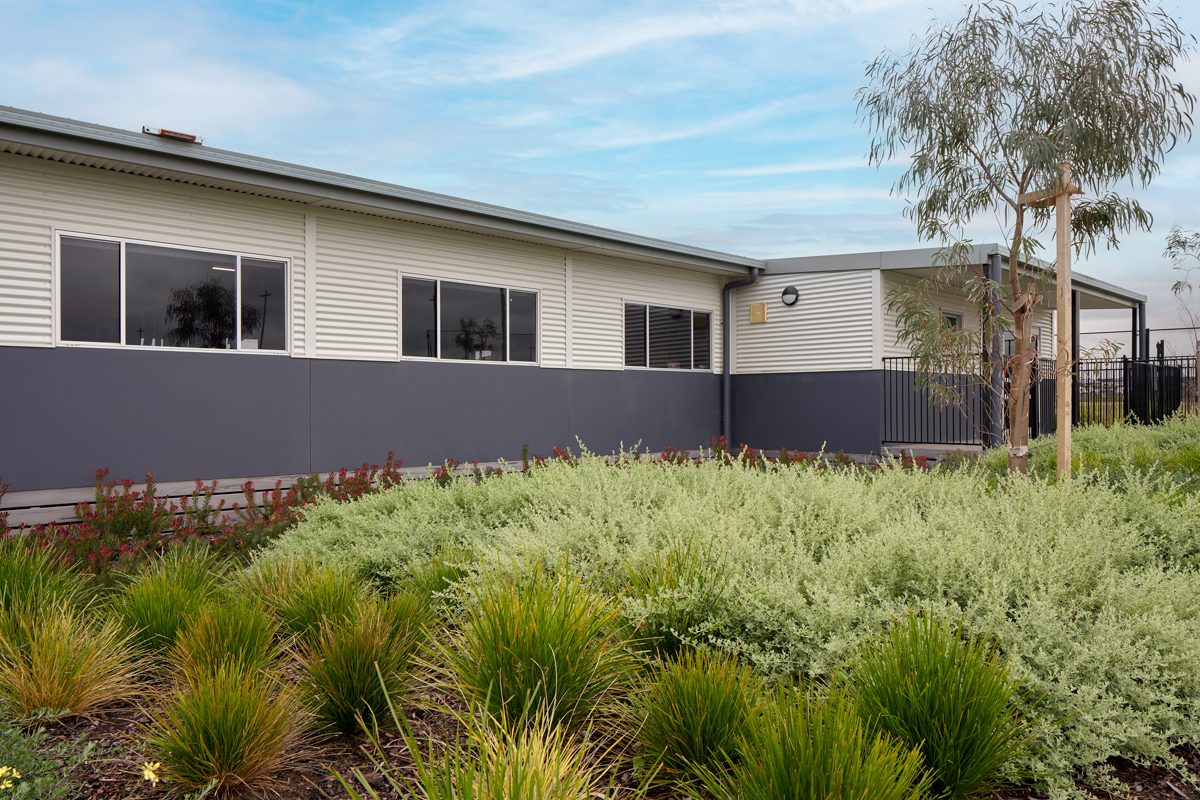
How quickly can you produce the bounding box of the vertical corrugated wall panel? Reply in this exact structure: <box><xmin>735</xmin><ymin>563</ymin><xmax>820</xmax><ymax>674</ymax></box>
<box><xmin>313</xmin><ymin>215</ymin><xmax>399</xmax><ymax>361</ymax></box>
<box><xmin>292</xmin><ymin>253</ymin><xmax>306</xmax><ymax>358</ymax></box>
<box><xmin>734</xmin><ymin>272</ymin><xmax>874</xmax><ymax>373</ymax></box>
<box><xmin>571</xmin><ymin>254</ymin><xmax>723</xmax><ymax>371</ymax></box>
<box><xmin>0</xmin><ymin>153</ymin><xmax>306</xmax><ymax>348</ymax></box>
<box><xmin>312</xmin><ymin>209</ymin><xmax>569</xmax><ymax>367</ymax></box>
<box><xmin>0</xmin><ymin>198</ymin><xmax>52</xmax><ymax>346</ymax></box>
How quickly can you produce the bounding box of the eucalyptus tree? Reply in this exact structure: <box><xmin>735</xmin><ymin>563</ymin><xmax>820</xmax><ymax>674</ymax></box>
<box><xmin>858</xmin><ymin>0</ymin><xmax>1194</xmax><ymax>472</ymax></box>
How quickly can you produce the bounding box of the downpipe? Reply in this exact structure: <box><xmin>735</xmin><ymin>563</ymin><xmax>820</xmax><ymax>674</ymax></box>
<box><xmin>721</xmin><ymin>266</ymin><xmax>760</xmax><ymax>446</ymax></box>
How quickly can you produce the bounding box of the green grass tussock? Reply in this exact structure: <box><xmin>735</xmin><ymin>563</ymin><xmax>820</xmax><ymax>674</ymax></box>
<box><xmin>113</xmin><ymin>545</ymin><xmax>225</xmax><ymax>652</ymax></box>
<box><xmin>636</xmin><ymin>648</ymin><xmax>760</xmax><ymax>785</ymax></box>
<box><xmin>700</xmin><ymin>686</ymin><xmax>930</xmax><ymax>800</ymax></box>
<box><xmin>0</xmin><ymin>605</ymin><xmax>140</xmax><ymax>718</ymax></box>
<box><xmin>168</xmin><ymin>599</ymin><xmax>280</xmax><ymax>680</ymax></box>
<box><xmin>851</xmin><ymin>610</ymin><xmax>1035</xmax><ymax>799</ymax></box>
<box><xmin>143</xmin><ymin>664</ymin><xmax>308</xmax><ymax>796</ymax></box>
<box><xmin>0</xmin><ymin>538</ymin><xmax>91</xmax><ymax>646</ymax></box>
<box><xmin>265</xmin><ymin>427</ymin><xmax>1200</xmax><ymax>796</ymax></box>
<box><xmin>235</xmin><ymin>556</ymin><xmax>363</xmax><ymax>643</ymax></box>
<box><xmin>430</xmin><ymin>561</ymin><xmax>635</xmax><ymax>732</ymax></box>
<box><xmin>305</xmin><ymin>590</ymin><xmax>430</xmax><ymax>737</ymax></box>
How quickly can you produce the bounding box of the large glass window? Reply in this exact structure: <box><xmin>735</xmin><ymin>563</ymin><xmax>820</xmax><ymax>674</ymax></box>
<box><xmin>623</xmin><ymin>303</ymin><xmax>711</xmax><ymax>370</ymax></box>
<box><xmin>60</xmin><ymin>237</ymin><xmax>120</xmax><ymax>343</ymax></box>
<box><xmin>58</xmin><ymin>235</ymin><xmax>288</xmax><ymax>352</ymax></box>
<box><xmin>401</xmin><ymin>277</ymin><xmax>538</xmax><ymax>364</ymax></box>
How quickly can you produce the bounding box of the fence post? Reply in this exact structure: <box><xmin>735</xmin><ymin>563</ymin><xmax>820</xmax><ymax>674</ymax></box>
<box><xmin>986</xmin><ymin>252</ymin><xmax>1004</xmax><ymax>447</ymax></box>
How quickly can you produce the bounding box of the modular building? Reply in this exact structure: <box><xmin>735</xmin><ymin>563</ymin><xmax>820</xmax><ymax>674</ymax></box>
<box><xmin>0</xmin><ymin>106</ymin><xmax>1146</xmax><ymax>495</ymax></box>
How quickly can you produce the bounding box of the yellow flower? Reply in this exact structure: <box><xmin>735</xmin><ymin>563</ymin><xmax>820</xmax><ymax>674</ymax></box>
<box><xmin>142</xmin><ymin>761</ymin><xmax>162</xmax><ymax>786</ymax></box>
<box><xmin>0</xmin><ymin>779</ymin><xmax>11</xmax><ymax>790</ymax></box>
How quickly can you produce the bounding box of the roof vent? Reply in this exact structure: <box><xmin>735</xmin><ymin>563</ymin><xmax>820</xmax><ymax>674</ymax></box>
<box><xmin>142</xmin><ymin>126</ymin><xmax>203</xmax><ymax>144</ymax></box>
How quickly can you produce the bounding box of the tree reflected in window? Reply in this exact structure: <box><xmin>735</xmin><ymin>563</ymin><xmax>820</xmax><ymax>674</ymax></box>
<box><xmin>164</xmin><ymin>278</ymin><xmax>260</xmax><ymax>349</ymax></box>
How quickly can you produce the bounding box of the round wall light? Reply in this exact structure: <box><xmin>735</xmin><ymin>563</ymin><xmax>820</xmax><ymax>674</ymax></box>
<box><xmin>781</xmin><ymin>285</ymin><xmax>799</xmax><ymax>306</ymax></box>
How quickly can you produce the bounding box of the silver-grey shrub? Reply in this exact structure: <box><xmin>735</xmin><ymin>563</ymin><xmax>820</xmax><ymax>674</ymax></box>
<box><xmin>261</xmin><ymin>453</ymin><xmax>1200</xmax><ymax>797</ymax></box>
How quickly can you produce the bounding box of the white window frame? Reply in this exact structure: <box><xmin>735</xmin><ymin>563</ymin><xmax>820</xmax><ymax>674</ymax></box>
<box><xmin>940</xmin><ymin>309</ymin><xmax>964</xmax><ymax>330</ymax></box>
<box><xmin>53</xmin><ymin>230</ymin><xmax>292</xmax><ymax>356</ymax></box>
<box><xmin>621</xmin><ymin>300</ymin><xmax>715</xmax><ymax>372</ymax></box>
<box><xmin>398</xmin><ymin>273</ymin><xmax>541</xmax><ymax>367</ymax></box>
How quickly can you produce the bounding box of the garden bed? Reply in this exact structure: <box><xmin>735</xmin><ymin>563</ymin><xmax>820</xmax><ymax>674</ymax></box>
<box><xmin>3</xmin><ymin>419</ymin><xmax>1200</xmax><ymax>799</ymax></box>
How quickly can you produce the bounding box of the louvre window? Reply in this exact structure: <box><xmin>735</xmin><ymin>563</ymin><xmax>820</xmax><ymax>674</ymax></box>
<box><xmin>58</xmin><ymin>234</ymin><xmax>288</xmax><ymax>352</ymax></box>
<box><xmin>624</xmin><ymin>303</ymin><xmax>711</xmax><ymax>370</ymax></box>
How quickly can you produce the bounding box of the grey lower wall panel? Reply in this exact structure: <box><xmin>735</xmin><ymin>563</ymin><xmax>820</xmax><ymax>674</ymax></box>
<box><xmin>0</xmin><ymin>347</ymin><xmax>312</xmax><ymax>493</ymax></box>
<box><xmin>0</xmin><ymin>347</ymin><xmax>719</xmax><ymax>491</ymax></box>
<box><xmin>730</xmin><ymin>370</ymin><xmax>883</xmax><ymax>455</ymax></box>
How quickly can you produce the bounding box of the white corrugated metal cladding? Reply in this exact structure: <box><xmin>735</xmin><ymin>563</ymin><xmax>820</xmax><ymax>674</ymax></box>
<box><xmin>734</xmin><ymin>271</ymin><xmax>877</xmax><ymax>373</ymax></box>
<box><xmin>0</xmin><ymin>151</ymin><xmax>725</xmax><ymax>371</ymax></box>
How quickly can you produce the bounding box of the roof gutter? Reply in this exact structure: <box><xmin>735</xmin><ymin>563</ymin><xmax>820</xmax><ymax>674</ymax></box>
<box><xmin>722</xmin><ymin>267</ymin><xmax>759</xmax><ymax>446</ymax></box>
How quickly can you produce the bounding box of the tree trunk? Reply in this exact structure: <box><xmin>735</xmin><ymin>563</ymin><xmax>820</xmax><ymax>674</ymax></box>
<box><xmin>1007</xmin><ymin>306</ymin><xmax>1032</xmax><ymax>474</ymax></box>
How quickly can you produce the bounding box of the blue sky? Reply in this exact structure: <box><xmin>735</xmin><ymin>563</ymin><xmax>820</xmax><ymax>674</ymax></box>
<box><xmin>3</xmin><ymin>0</ymin><xmax>1199</xmax><ymax>354</ymax></box>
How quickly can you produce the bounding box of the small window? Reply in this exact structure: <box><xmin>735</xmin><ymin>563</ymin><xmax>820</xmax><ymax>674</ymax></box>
<box><xmin>941</xmin><ymin>312</ymin><xmax>962</xmax><ymax>330</ymax></box>
<box><xmin>60</xmin><ymin>237</ymin><xmax>120</xmax><ymax>343</ymax></box>
<box><xmin>509</xmin><ymin>290</ymin><xmax>538</xmax><ymax>363</ymax></box>
<box><xmin>440</xmin><ymin>281</ymin><xmax>506</xmax><ymax>361</ymax></box>
<box><xmin>402</xmin><ymin>278</ymin><xmax>437</xmax><ymax>358</ymax></box>
<box><xmin>624</xmin><ymin>304</ymin><xmax>646</xmax><ymax>367</ymax></box>
<box><xmin>623</xmin><ymin>303</ymin><xmax>711</xmax><ymax>371</ymax></box>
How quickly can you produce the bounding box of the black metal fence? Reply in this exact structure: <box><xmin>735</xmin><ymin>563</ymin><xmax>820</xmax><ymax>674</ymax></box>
<box><xmin>881</xmin><ymin>355</ymin><xmax>1194</xmax><ymax>446</ymax></box>
<box><xmin>1076</xmin><ymin>356</ymin><xmax>1196</xmax><ymax>426</ymax></box>
<box><xmin>882</xmin><ymin>357</ymin><xmax>986</xmax><ymax>445</ymax></box>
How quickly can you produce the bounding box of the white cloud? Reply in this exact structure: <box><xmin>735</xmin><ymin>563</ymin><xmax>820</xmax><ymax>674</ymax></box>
<box><xmin>705</xmin><ymin>156</ymin><xmax>866</xmax><ymax>176</ymax></box>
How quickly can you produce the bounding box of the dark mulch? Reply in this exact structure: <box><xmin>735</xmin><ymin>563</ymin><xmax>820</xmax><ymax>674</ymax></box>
<box><xmin>31</xmin><ymin>701</ymin><xmax>1200</xmax><ymax>799</ymax></box>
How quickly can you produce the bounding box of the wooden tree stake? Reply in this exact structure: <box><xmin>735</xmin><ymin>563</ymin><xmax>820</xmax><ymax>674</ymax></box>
<box><xmin>1019</xmin><ymin>163</ymin><xmax>1082</xmax><ymax>481</ymax></box>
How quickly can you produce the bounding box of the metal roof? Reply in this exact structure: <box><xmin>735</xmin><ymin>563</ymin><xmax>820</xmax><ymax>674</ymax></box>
<box><xmin>765</xmin><ymin>244</ymin><xmax>1147</xmax><ymax>306</ymax></box>
<box><xmin>0</xmin><ymin>105</ymin><xmax>1151</xmax><ymax>304</ymax></box>
<box><xmin>0</xmin><ymin>105</ymin><xmax>761</xmax><ymax>276</ymax></box>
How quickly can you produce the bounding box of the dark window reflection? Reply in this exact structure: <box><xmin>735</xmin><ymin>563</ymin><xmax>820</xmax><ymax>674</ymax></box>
<box><xmin>60</xmin><ymin>237</ymin><xmax>120</xmax><ymax>343</ymax></box>
<box><xmin>402</xmin><ymin>278</ymin><xmax>437</xmax><ymax>358</ymax></box>
<box><xmin>648</xmin><ymin>306</ymin><xmax>691</xmax><ymax>369</ymax></box>
<box><xmin>693</xmin><ymin>312</ymin><xmax>711</xmax><ymax>370</ymax></box>
<box><xmin>441</xmin><ymin>282</ymin><xmax>505</xmax><ymax>361</ymax></box>
<box><xmin>509</xmin><ymin>290</ymin><xmax>537</xmax><ymax>362</ymax></box>
<box><xmin>126</xmin><ymin>244</ymin><xmax>238</xmax><ymax>348</ymax></box>
<box><xmin>624</xmin><ymin>304</ymin><xmax>646</xmax><ymax>367</ymax></box>
<box><xmin>240</xmin><ymin>259</ymin><xmax>286</xmax><ymax>351</ymax></box>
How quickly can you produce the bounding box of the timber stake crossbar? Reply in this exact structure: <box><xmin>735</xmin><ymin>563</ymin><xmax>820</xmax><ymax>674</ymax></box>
<box><xmin>1018</xmin><ymin>163</ymin><xmax>1080</xmax><ymax>481</ymax></box>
